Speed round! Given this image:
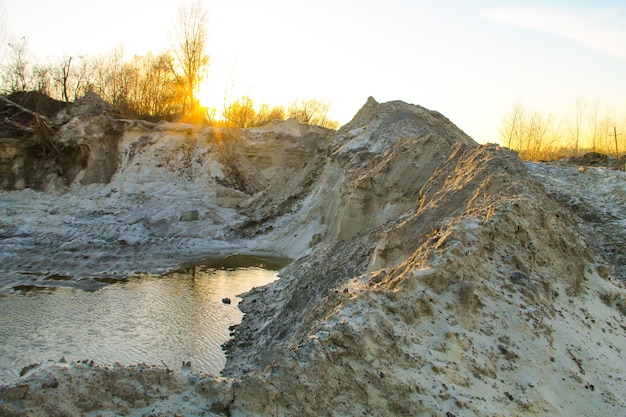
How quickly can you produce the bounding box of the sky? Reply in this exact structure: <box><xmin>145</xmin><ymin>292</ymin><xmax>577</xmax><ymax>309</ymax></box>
<box><xmin>2</xmin><ymin>0</ymin><xmax>626</xmax><ymax>143</ymax></box>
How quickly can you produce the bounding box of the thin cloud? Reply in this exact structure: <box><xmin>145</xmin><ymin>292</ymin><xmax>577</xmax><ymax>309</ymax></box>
<box><xmin>481</xmin><ymin>6</ymin><xmax>626</xmax><ymax>62</ymax></box>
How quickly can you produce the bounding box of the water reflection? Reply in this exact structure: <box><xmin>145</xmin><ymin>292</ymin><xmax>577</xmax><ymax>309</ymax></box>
<box><xmin>0</xmin><ymin>263</ymin><xmax>279</xmax><ymax>384</ymax></box>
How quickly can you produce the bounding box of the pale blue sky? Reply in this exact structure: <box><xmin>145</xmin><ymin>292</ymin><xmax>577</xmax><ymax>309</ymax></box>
<box><xmin>3</xmin><ymin>0</ymin><xmax>625</xmax><ymax>143</ymax></box>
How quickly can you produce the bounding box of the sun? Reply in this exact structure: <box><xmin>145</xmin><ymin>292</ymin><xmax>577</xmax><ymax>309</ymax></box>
<box><xmin>194</xmin><ymin>85</ymin><xmax>214</xmax><ymax>109</ymax></box>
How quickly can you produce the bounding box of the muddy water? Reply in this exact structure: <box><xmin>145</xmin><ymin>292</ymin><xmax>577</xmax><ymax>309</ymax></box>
<box><xmin>0</xmin><ymin>258</ymin><xmax>284</xmax><ymax>384</ymax></box>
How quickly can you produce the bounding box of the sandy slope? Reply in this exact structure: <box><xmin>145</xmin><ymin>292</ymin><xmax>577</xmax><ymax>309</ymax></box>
<box><xmin>223</xmin><ymin>107</ymin><xmax>626</xmax><ymax>416</ymax></box>
<box><xmin>1</xmin><ymin>97</ymin><xmax>625</xmax><ymax>416</ymax></box>
<box><xmin>0</xmin><ymin>113</ymin><xmax>332</xmax><ymax>291</ymax></box>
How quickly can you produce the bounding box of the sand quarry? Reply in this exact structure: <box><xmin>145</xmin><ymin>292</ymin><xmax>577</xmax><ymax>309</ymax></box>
<box><xmin>0</xmin><ymin>94</ymin><xmax>625</xmax><ymax>416</ymax></box>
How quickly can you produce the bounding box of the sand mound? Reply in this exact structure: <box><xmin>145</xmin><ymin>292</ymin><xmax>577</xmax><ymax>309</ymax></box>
<box><xmin>221</xmin><ymin>101</ymin><xmax>625</xmax><ymax>416</ymax></box>
<box><xmin>1</xmin><ymin>97</ymin><xmax>625</xmax><ymax>416</ymax></box>
<box><xmin>226</xmin><ymin>145</ymin><xmax>625</xmax><ymax>416</ymax></box>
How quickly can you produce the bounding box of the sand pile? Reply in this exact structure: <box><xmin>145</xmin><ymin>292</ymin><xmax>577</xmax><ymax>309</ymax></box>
<box><xmin>1</xmin><ymin>97</ymin><xmax>625</xmax><ymax>416</ymax></box>
<box><xmin>222</xmin><ymin>100</ymin><xmax>626</xmax><ymax>416</ymax></box>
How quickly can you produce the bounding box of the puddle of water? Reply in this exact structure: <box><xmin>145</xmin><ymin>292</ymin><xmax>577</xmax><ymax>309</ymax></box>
<box><xmin>0</xmin><ymin>260</ymin><xmax>281</xmax><ymax>384</ymax></box>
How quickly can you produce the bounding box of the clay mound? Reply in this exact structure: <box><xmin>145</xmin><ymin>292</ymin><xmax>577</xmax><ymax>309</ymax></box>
<box><xmin>0</xmin><ymin>92</ymin><xmax>65</xmax><ymax>139</ymax></box>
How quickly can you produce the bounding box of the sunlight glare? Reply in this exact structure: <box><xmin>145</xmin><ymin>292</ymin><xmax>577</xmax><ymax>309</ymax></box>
<box><xmin>195</xmin><ymin>83</ymin><xmax>215</xmax><ymax>110</ymax></box>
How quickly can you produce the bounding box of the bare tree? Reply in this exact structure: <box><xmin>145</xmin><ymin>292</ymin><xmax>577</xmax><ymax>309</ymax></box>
<box><xmin>223</xmin><ymin>95</ymin><xmax>256</xmax><ymax>128</ymax></box>
<box><xmin>147</xmin><ymin>52</ymin><xmax>183</xmax><ymax>119</ymax></box>
<box><xmin>127</xmin><ymin>52</ymin><xmax>181</xmax><ymax>119</ymax></box>
<box><xmin>3</xmin><ymin>37</ymin><xmax>31</xmax><ymax>93</ymax></box>
<box><xmin>31</xmin><ymin>63</ymin><xmax>53</xmax><ymax>96</ymax></box>
<box><xmin>597</xmin><ymin>113</ymin><xmax>614</xmax><ymax>155</ymax></box>
<box><xmin>524</xmin><ymin>111</ymin><xmax>559</xmax><ymax>161</ymax></box>
<box><xmin>85</xmin><ymin>48</ymin><xmax>182</xmax><ymax>120</ymax></box>
<box><xmin>499</xmin><ymin>102</ymin><xmax>560</xmax><ymax>160</ymax></box>
<box><xmin>570</xmin><ymin>97</ymin><xmax>586</xmax><ymax>156</ymax></box>
<box><xmin>220</xmin><ymin>90</ymin><xmax>287</xmax><ymax>127</ymax></box>
<box><xmin>50</xmin><ymin>55</ymin><xmax>89</xmax><ymax>102</ymax></box>
<box><xmin>500</xmin><ymin>99</ymin><xmax>626</xmax><ymax>159</ymax></box>
<box><xmin>288</xmin><ymin>98</ymin><xmax>339</xmax><ymax>128</ymax></box>
<box><xmin>587</xmin><ymin>100</ymin><xmax>599</xmax><ymax>152</ymax></box>
<box><xmin>169</xmin><ymin>0</ymin><xmax>210</xmax><ymax>118</ymax></box>
<box><xmin>499</xmin><ymin>100</ymin><xmax>525</xmax><ymax>149</ymax></box>
<box><xmin>255</xmin><ymin>103</ymin><xmax>285</xmax><ymax>126</ymax></box>
<box><xmin>0</xmin><ymin>1</ymin><xmax>7</xmax><ymax>63</ymax></box>
<box><xmin>90</xmin><ymin>45</ymin><xmax>126</xmax><ymax>107</ymax></box>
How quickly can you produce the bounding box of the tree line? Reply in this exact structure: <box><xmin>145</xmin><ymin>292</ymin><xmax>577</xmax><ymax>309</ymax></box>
<box><xmin>0</xmin><ymin>1</ymin><xmax>339</xmax><ymax>129</ymax></box>
<box><xmin>499</xmin><ymin>99</ymin><xmax>625</xmax><ymax>161</ymax></box>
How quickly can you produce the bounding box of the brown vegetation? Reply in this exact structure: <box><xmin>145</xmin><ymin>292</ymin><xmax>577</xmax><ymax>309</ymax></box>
<box><xmin>0</xmin><ymin>2</ymin><xmax>209</xmax><ymax>123</ymax></box>
<box><xmin>499</xmin><ymin>99</ymin><xmax>626</xmax><ymax>161</ymax></box>
<box><xmin>0</xmin><ymin>2</ymin><xmax>339</xmax><ymax>129</ymax></box>
<box><xmin>220</xmin><ymin>96</ymin><xmax>338</xmax><ymax>129</ymax></box>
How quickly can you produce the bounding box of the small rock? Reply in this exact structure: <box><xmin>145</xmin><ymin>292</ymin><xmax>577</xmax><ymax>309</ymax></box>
<box><xmin>222</xmin><ymin>297</ymin><xmax>231</xmax><ymax>304</ymax></box>
<box><xmin>180</xmin><ymin>210</ymin><xmax>200</xmax><ymax>222</ymax></box>
<box><xmin>510</xmin><ymin>271</ymin><xmax>530</xmax><ymax>286</ymax></box>
<box><xmin>596</xmin><ymin>265</ymin><xmax>610</xmax><ymax>279</ymax></box>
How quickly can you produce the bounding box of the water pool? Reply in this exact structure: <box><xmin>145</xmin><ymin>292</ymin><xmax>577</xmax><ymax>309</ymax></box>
<box><xmin>0</xmin><ymin>258</ymin><xmax>282</xmax><ymax>384</ymax></box>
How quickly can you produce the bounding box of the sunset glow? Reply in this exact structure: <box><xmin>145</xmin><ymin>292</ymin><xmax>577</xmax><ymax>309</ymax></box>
<box><xmin>194</xmin><ymin>82</ymin><xmax>215</xmax><ymax>110</ymax></box>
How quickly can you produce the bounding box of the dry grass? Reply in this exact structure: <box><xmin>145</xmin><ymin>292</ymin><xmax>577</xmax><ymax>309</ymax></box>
<box><xmin>514</xmin><ymin>145</ymin><xmax>625</xmax><ymax>163</ymax></box>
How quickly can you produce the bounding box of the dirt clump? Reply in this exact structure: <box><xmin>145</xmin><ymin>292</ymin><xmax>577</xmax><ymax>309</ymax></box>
<box><xmin>0</xmin><ymin>92</ymin><xmax>124</xmax><ymax>190</ymax></box>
